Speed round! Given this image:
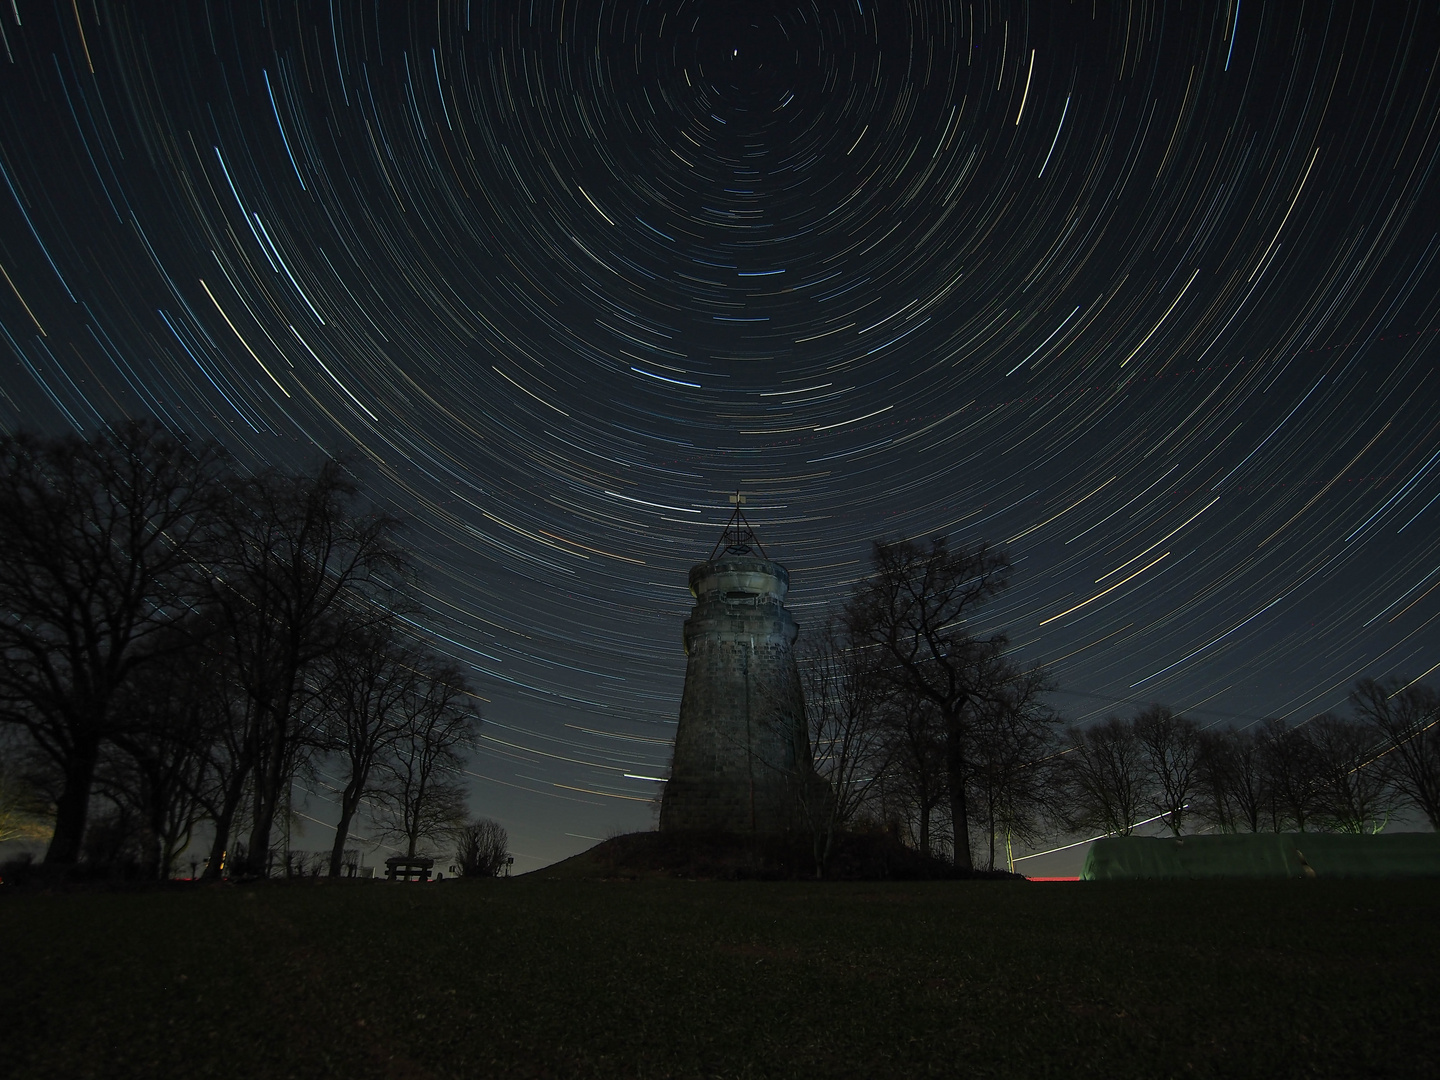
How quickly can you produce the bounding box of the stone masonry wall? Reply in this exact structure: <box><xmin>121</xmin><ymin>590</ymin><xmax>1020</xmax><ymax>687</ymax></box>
<box><xmin>660</xmin><ymin>557</ymin><xmax>807</xmax><ymax>834</ymax></box>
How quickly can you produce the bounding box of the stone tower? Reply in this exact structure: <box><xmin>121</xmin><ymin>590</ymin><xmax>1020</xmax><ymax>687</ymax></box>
<box><xmin>660</xmin><ymin>497</ymin><xmax>808</xmax><ymax>834</ymax></box>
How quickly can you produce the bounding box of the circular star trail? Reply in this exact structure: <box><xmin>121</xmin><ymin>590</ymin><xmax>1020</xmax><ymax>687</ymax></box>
<box><xmin>1</xmin><ymin>1</ymin><xmax>1438</xmax><ymax>866</ymax></box>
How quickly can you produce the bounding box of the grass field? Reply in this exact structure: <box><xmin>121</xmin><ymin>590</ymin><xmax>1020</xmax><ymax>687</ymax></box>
<box><xmin>2</xmin><ymin>877</ymin><xmax>1436</xmax><ymax>1078</ymax></box>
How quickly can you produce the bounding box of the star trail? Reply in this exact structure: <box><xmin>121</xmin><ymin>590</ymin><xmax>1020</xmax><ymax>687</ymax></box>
<box><xmin>1</xmin><ymin>1</ymin><xmax>1438</xmax><ymax>867</ymax></box>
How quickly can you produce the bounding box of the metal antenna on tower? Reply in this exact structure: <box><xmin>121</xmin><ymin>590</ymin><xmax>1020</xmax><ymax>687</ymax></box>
<box><xmin>709</xmin><ymin>491</ymin><xmax>769</xmax><ymax>560</ymax></box>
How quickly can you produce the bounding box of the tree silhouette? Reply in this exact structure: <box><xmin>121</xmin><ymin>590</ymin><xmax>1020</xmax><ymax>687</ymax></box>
<box><xmin>375</xmin><ymin>659</ymin><xmax>478</xmax><ymax>858</ymax></box>
<box><xmin>1055</xmin><ymin>716</ymin><xmax>1146</xmax><ymax>837</ymax></box>
<box><xmin>0</xmin><ymin>422</ymin><xmax>225</xmax><ymax>863</ymax></box>
<box><xmin>969</xmin><ymin>663</ymin><xmax>1059</xmax><ymax>870</ymax></box>
<box><xmin>879</xmin><ymin>694</ymin><xmax>947</xmax><ymax>856</ymax></box>
<box><xmin>796</xmin><ymin>615</ymin><xmax>890</xmax><ymax>876</ymax></box>
<box><xmin>1257</xmin><ymin>719</ymin><xmax>1322</xmax><ymax>831</ymax></box>
<box><xmin>1195</xmin><ymin>725</ymin><xmax>1269</xmax><ymax>833</ymax></box>
<box><xmin>453</xmin><ymin>816</ymin><xmax>509</xmax><ymax>877</ymax></box>
<box><xmin>1307</xmin><ymin>713</ymin><xmax>1394</xmax><ymax>834</ymax></box>
<box><xmin>103</xmin><ymin>636</ymin><xmax>218</xmax><ymax>878</ymax></box>
<box><xmin>317</xmin><ymin>617</ymin><xmax>420</xmax><ymax>876</ymax></box>
<box><xmin>211</xmin><ymin>460</ymin><xmax>406</xmax><ymax>877</ymax></box>
<box><xmin>1133</xmin><ymin>705</ymin><xmax>1202</xmax><ymax>836</ymax></box>
<box><xmin>847</xmin><ymin>537</ymin><xmax>1011</xmax><ymax>871</ymax></box>
<box><xmin>1350</xmin><ymin>678</ymin><xmax>1440</xmax><ymax>829</ymax></box>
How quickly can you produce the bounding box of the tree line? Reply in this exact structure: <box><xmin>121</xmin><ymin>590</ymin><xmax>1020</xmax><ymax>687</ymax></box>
<box><xmin>0</xmin><ymin>421</ymin><xmax>506</xmax><ymax>879</ymax></box>
<box><xmin>797</xmin><ymin>537</ymin><xmax>1440</xmax><ymax>874</ymax></box>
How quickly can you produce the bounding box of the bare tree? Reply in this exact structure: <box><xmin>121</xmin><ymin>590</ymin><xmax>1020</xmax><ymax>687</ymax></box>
<box><xmin>847</xmin><ymin>537</ymin><xmax>1011</xmax><ymax>871</ymax></box>
<box><xmin>1257</xmin><ymin>719</ymin><xmax>1322</xmax><ymax>831</ymax></box>
<box><xmin>453</xmin><ymin>816</ymin><xmax>509</xmax><ymax>877</ymax></box>
<box><xmin>1307</xmin><ymin>713</ymin><xmax>1394</xmax><ymax>834</ymax></box>
<box><xmin>102</xmin><ymin>639</ymin><xmax>218</xmax><ymax>878</ymax></box>
<box><xmin>795</xmin><ymin>617</ymin><xmax>891</xmax><ymax>876</ymax></box>
<box><xmin>375</xmin><ymin>659</ymin><xmax>478</xmax><ymax>858</ymax></box>
<box><xmin>1054</xmin><ymin>716</ymin><xmax>1146</xmax><ymax>837</ymax></box>
<box><xmin>1350</xmin><ymin>678</ymin><xmax>1440</xmax><ymax>829</ymax></box>
<box><xmin>1133</xmin><ymin>705</ymin><xmax>1202</xmax><ymax>836</ymax></box>
<box><xmin>317</xmin><ymin>618</ymin><xmax>419</xmax><ymax>876</ymax></box>
<box><xmin>78</xmin><ymin>801</ymin><xmax>148</xmax><ymax>873</ymax></box>
<box><xmin>0</xmin><ymin>422</ymin><xmax>225</xmax><ymax>864</ymax></box>
<box><xmin>192</xmin><ymin>634</ymin><xmax>261</xmax><ymax>880</ymax></box>
<box><xmin>879</xmin><ymin>694</ymin><xmax>948</xmax><ymax>855</ymax></box>
<box><xmin>212</xmin><ymin>460</ymin><xmax>407</xmax><ymax>877</ymax></box>
<box><xmin>1195</xmin><ymin>726</ymin><xmax>1269</xmax><ymax>833</ymax></box>
<box><xmin>968</xmin><ymin>663</ymin><xmax>1061</xmax><ymax>870</ymax></box>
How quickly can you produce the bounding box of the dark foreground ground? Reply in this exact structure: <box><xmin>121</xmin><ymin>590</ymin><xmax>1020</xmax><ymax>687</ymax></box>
<box><xmin>1</xmin><ymin>877</ymin><xmax>1435</xmax><ymax>1079</ymax></box>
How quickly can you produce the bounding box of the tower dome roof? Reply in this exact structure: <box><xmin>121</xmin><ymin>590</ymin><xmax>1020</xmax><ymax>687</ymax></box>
<box><xmin>688</xmin><ymin>555</ymin><xmax>789</xmax><ymax>603</ymax></box>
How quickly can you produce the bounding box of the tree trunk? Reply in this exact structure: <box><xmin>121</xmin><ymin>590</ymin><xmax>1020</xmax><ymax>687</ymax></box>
<box><xmin>404</xmin><ymin>770</ymin><xmax>427</xmax><ymax>859</ymax></box>
<box><xmin>158</xmin><ymin>831</ymin><xmax>180</xmax><ymax>882</ymax></box>
<box><xmin>986</xmin><ymin>795</ymin><xmax>997</xmax><ymax>872</ymax></box>
<box><xmin>147</xmin><ymin>806</ymin><xmax>168</xmax><ymax>882</ymax></box>
<box><xmin>818</xmin><ymin>809</ymin><xmax>837</xmax><ymax>880</ymax></box>
<box><xmin>918</xmin><ymin>801</ymin><xmax>931</xmax><ymax>856</ymax></box>
<box><xmin>329</xmin><ymin>782</ymin><xmax>364</xmax><ymax>877</ymax></box>
<box><xmin>202</xmin><ymin>812</ymin><xmax>231</xmax><ymax>880</ymax></box>
<box><xmin>246</xmin><ymin>758</ymin><xmax>283</xmax><ymax>877</ymax></box>
<box><xmin>944</xmin><ymin>714</ymin><xmax>973</xmax><ymax>871</ymax></box>
<box><xmin>145</xmin><ymin>766</ymin><xmax>180</xmax><ymax>881</ymax></box>
<box><xmin>201</xmin><ymin>764</ymin><xmax>249</xmax><ymax>880</ymax></box>
<box><xmin>44</xmin><ymin>737</ymin><xmax>101</xmax><ymax>864</ymax></box>
<box><xmin>244</xmin><ymin>693</ymin><xmax>292</xmax><ymax>877</ymax></box>
<box><xmin>246</xmin><ymin>757</ymin><xmax>286</xmax><ymax>878</ymax></box>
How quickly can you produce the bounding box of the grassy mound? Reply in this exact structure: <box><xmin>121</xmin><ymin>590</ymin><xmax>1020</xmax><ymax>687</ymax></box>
<box><xmin>535</xmin><ymin>829</ymin><xmax>1022</xmax><ymax>881</ymax></box>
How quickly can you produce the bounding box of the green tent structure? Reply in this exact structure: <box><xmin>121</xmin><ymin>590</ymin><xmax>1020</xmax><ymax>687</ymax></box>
<box><xmin>1081</xmin><ymin>832</ymin><xmax>1440</xmax><ymax>881</ymax></box>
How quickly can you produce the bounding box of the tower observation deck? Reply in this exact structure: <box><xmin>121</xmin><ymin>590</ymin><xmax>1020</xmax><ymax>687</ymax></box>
<box><xmin>659</xmin><ymin>496</ymin><xmax>809</xmax><ymax>834</ymax></box>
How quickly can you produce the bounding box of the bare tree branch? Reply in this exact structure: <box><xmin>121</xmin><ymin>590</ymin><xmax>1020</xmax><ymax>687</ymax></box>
<box><xmin>0</xmin><ymin>421</ymin><xmax>226</xmax><ymax>863</ymax></box>
<box><xmin>847</xmin><ymin>537</ymin><xmax>1011</xmax><ymax>870</ymax></box>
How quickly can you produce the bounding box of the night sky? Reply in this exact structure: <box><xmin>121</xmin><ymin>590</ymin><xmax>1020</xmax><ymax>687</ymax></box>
<box><xmin>2</xmin><ymin>1</ymin><xmax>1438</xmax><ymax>870</ymax></box>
